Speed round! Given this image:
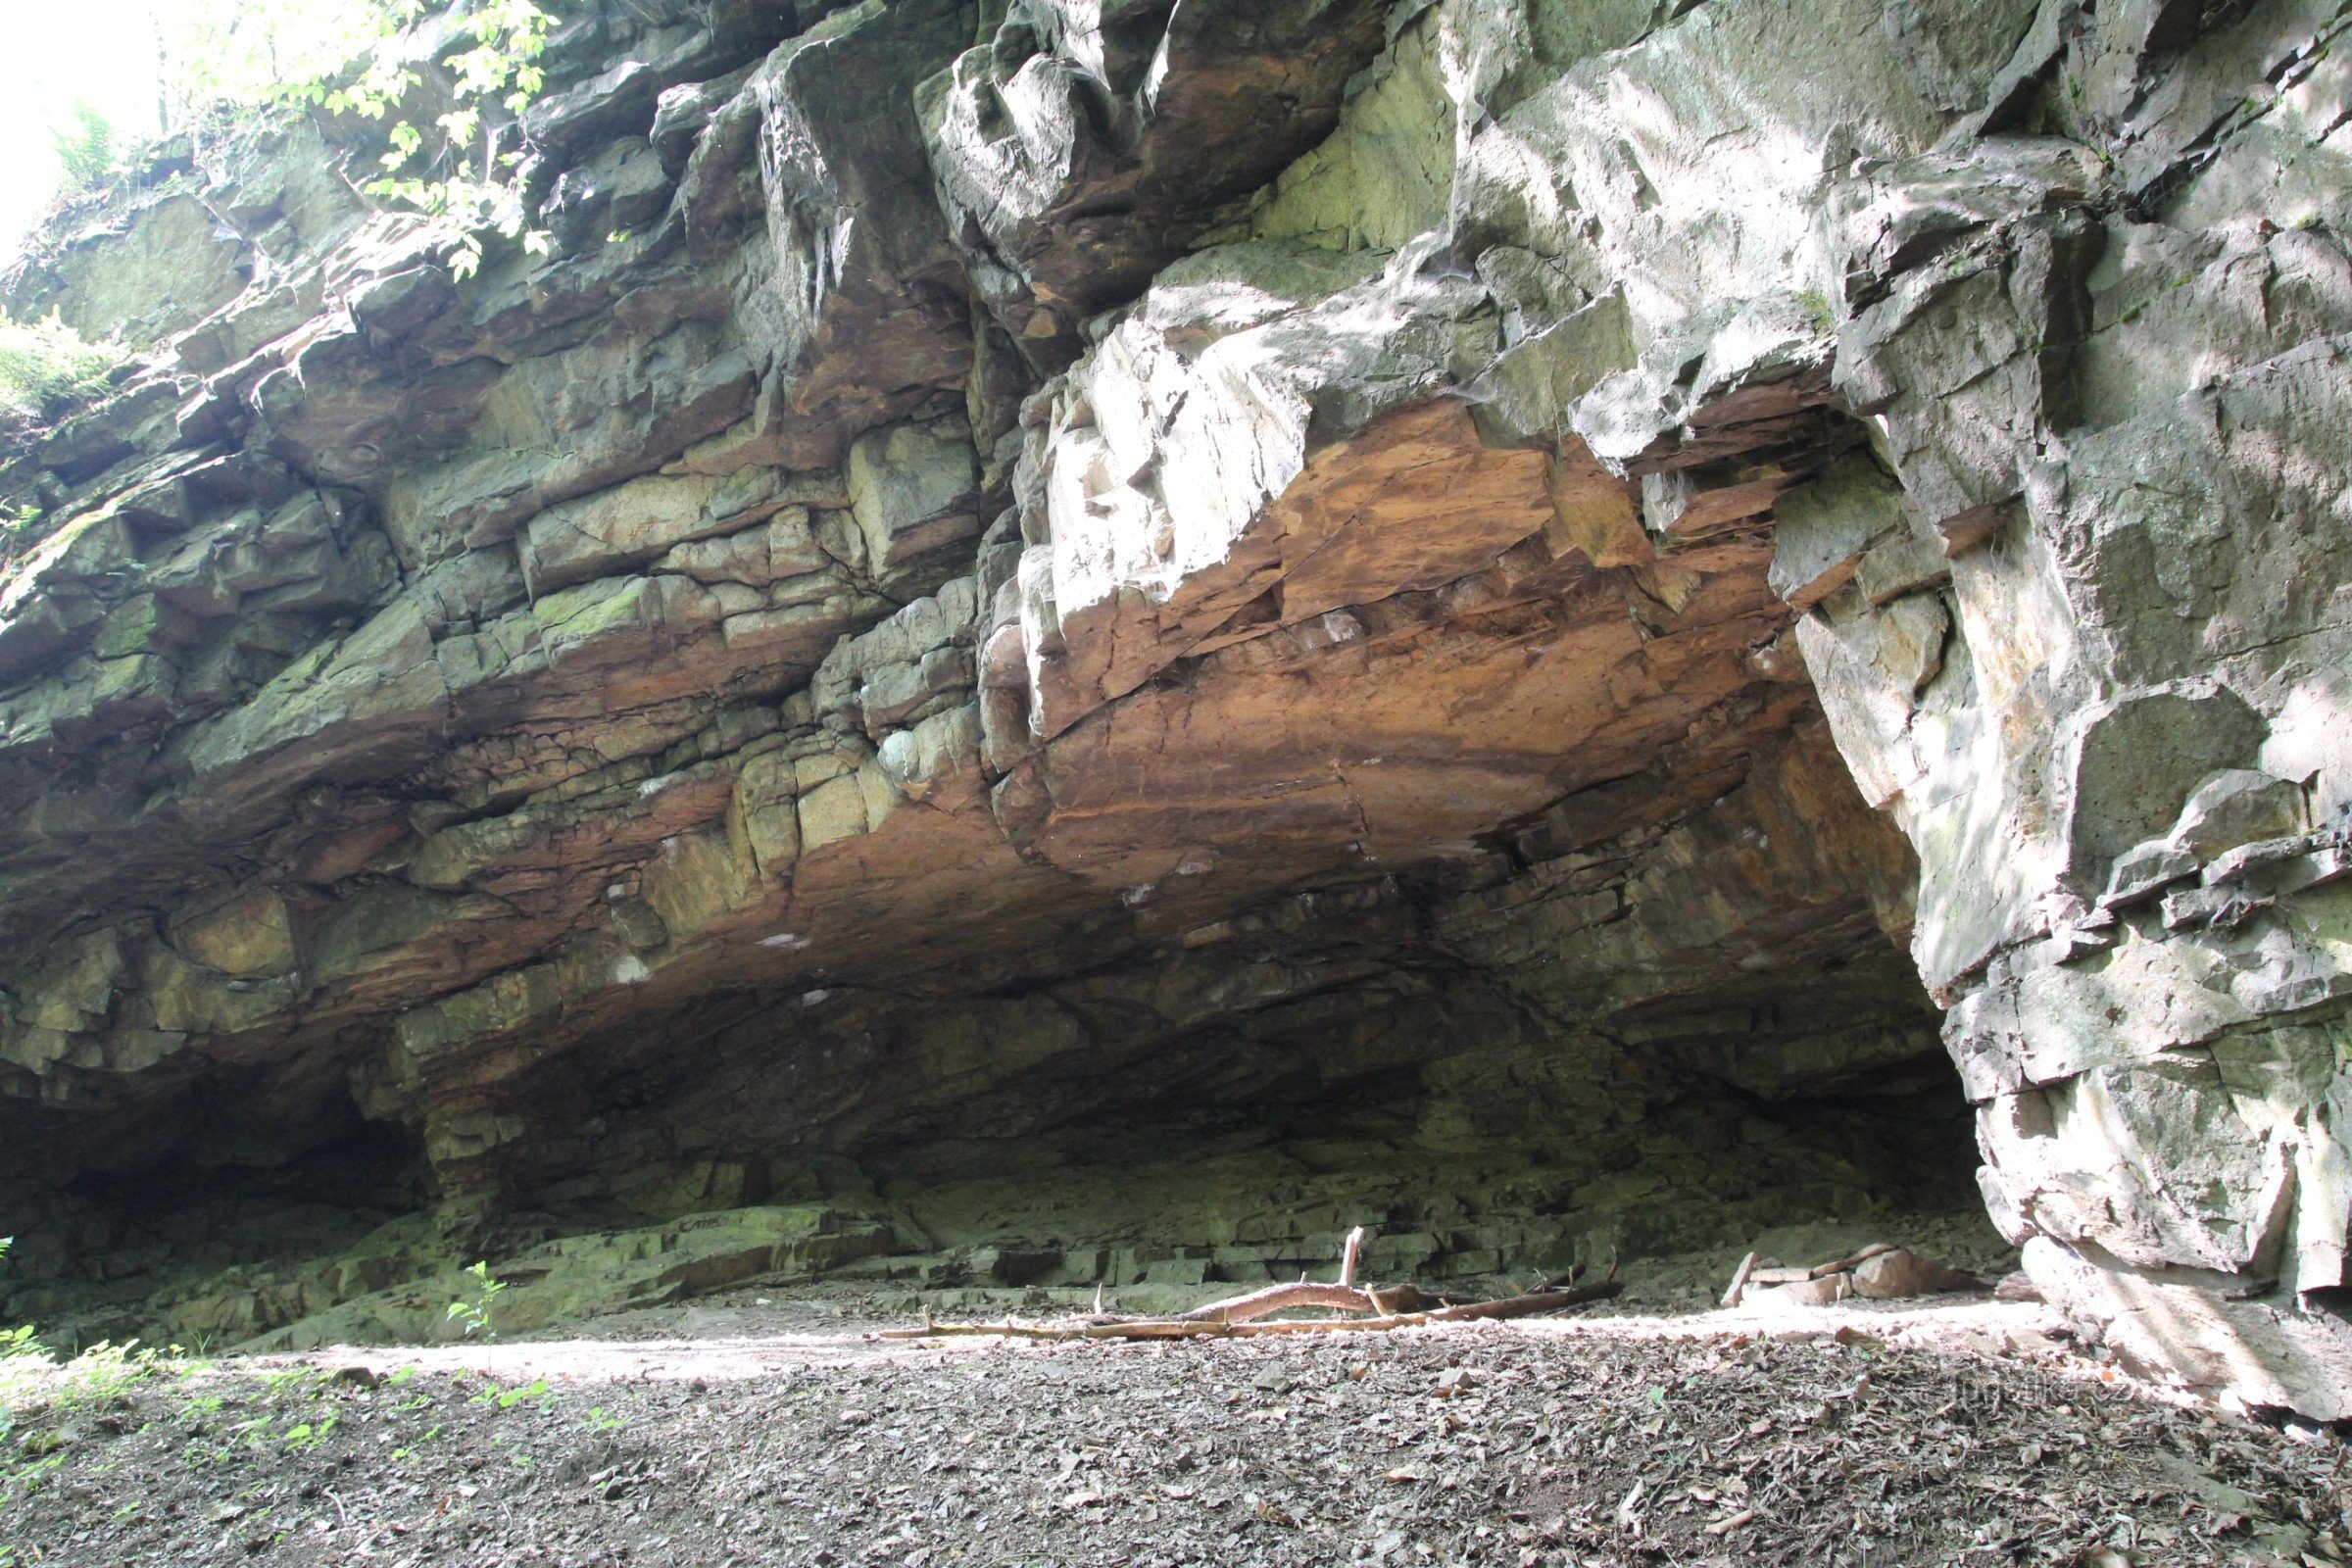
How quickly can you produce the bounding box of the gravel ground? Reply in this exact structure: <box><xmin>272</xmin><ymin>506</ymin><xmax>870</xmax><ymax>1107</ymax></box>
<box><xmin>4</xmin><ymin>1292</ymin><xmax>2347</xmax><ymax>1567</ymax></box>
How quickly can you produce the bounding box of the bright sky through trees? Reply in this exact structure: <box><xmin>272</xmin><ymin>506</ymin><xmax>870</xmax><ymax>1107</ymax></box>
<box><xmin>0</xmin><ymin>0</ymin><xmax>408</xmax><ymax>258</ymax></box>
<box><xmin>0</xmin><ymin>2</ymin><xmax>174</xmax><ymax>252</ymax></box>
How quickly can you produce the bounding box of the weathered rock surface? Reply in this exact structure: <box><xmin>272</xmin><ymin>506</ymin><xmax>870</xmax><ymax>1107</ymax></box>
<box><xmin>1</xmin><ymin>0</ymin><xmax>2347</xmax><ymax>1417</ymax></box>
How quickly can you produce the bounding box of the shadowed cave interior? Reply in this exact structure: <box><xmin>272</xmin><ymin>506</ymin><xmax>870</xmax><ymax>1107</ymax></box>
<box><xmin>6</xmin><ymin>718</ymin><xmax>1992</xmax><ymax>1348</ymax></box>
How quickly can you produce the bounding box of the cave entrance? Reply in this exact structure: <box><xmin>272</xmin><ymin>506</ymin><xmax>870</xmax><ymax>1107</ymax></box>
<box><xmin>560</xmin><ymin>713</ymin><xmax>1999</xmax><ymax>1306</ymax></box>
<box><xmin>321</xmin><ymin>627</ymin><xmax>2007</xmax><ymax>1308</ymax></box>
<box><xmin>0</xmin><ymin>732</ymin><xmax>1996</xmax><ymax>1338</ymax></box>
<box><xmin>2</xmin><ymin>1115</ymin><xmax>436</xmax><ymax>1349</ymax></box>
<box><xmin>830</xmin><ymin>929</ymin><xmax>1994</xmax><ymax>1303</ymax></box>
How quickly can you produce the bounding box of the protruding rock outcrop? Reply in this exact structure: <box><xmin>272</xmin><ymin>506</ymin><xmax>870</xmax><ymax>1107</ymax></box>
<box><xmin>3</xmin><ymin>0</ymin><xmax>2349</xmax><ymax>1418</ymax></box>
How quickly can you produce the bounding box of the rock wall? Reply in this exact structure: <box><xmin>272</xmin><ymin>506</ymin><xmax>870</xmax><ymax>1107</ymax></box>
<box><xmin>0</xmin><ymin>0</ymin><xmax>2346</xmax><ymax>1413</ymax></box>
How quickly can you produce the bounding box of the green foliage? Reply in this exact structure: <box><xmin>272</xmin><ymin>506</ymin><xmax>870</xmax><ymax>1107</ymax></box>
<box><xmin>49</xmin><ymin>102</ymin><xmax>119</xmax><ymax>190</ymax></box>
<box><xmin>390</xmin><ymin>1420</ymin><xmax>443</xmax><ymax>1460</ymax></box>
<box><xmin>0</xmin><ymin>313</ymin><xmax>130</xmax><ymax>420</ymax></box>
<box><xmin>277</xmin><ymin>1414</ymin><xmax>337</xmax><ymax>1450</ymax></box>
<box><xmin>470</xmin><ymin>1376</ymin><xmax>547</xmax><ymax>1408</ymax></box>
<box><xmin>349</xmin><ymin>0</ymin><xmax>558</xmax><ymax>278</ymax></box>
<box><xmin>51</xmin><ymin>1341</ymin><xmax>155</xmax><ymax>1406</ymax></box>
<box><xmin>446</xmin><ymin>1260</ymin><xmax>507</xmax><ymax>1339</ymax></box>
<box><xmin>4</xmin><ymin>1342</ymin><xmax>168</xmax><ymax>1430</ymax></box>
<box><xmin>253</xmin><ymin>1365</ymin><xmax>326</xmax><ymax>1396</ymax></box>
<box><xmin>165</xmin><ymin>0</ymin><xmax>558</xmax><ymax>278</ymax></box>
<box><xmin>0</xmin><ymin>1241</ymin><xmax>47</xmax><ymax>1390</ymax></box>
<box><xmin>162</xmin><ymin>0</ymin><xmax>419</xmax><ymax>119</ymax></box>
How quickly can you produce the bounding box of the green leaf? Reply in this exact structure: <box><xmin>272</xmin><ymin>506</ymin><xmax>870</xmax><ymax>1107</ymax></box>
<box><xmin>167</xmin><ymin>0</ymin><xmax>554</xmax><ymax>276</ymax></box>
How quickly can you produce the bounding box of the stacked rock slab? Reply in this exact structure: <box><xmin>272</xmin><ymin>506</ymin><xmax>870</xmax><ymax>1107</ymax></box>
<box><xmin>0</xmin><ymin>0</ymin><xmax>2346</xmax><ymax>1414</ymax></box>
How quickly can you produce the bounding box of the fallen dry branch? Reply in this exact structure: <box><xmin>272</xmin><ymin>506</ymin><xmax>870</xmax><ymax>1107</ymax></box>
<box><xmin>1419</xmin><ymin>1280</ymin><xmax>1622</xmax><ymax>1322</ymax></box>
<box><xmin>1177</xmin><ymin>1280</ymin><xmax>1434</xmax><ymax>1324</ymax></box>
<box><xmin>1809</xmin><ymin>1242</ymin><xmax>1896</xmax><ymax>1280</ymax></box>
<box><xmin>1720</xmin><ymin>1250</ymin><xmax>1758</xmax><ymax>1308</ymax></box>
<box><xmin>1178</xmin><ymin>1282</ymin><xmax>1383</xmax><ymax>1323</ymax></box>
<box><xmin>1178</xmin><ymin>1226</ymin><xmax>1432</xmax><ymax>1324</ymax></box>
<box><xmin>869</xmin><ymin>1281</ymin><xmax>1622</xmax><ymax>1344</ymax></box>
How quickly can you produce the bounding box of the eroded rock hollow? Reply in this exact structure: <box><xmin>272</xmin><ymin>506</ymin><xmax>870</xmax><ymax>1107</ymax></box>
<box><xmin>3</xmin><ymin>0</ymin><xmax>2348</xmax><ymax>1417</ymax></box>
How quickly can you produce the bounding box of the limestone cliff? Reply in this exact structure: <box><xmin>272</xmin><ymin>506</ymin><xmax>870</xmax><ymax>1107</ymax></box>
<box><xmin>2</xmin><ymin>0</ymin><xmax>2348</xmax><ymax>1417</ymax></box>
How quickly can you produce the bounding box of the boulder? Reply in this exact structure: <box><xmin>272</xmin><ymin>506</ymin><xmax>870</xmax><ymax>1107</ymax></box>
<box><xmin>1849</xmin><ymin>1250</ymin><xmax>1979</xmax><ymax>1299</ymax></box>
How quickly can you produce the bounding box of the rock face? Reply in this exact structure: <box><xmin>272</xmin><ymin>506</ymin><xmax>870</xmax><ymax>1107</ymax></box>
<box><xmin>1</xmin><ymin>0</ymin><xmax>2348</xmax><ymax>1415</ymax></box>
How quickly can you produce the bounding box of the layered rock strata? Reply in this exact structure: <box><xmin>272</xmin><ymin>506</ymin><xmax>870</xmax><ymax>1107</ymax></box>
<box><xmin>0</xmin><ymin>0</ymin><xmax>2346</xmax><ymax>1415</ymax></box>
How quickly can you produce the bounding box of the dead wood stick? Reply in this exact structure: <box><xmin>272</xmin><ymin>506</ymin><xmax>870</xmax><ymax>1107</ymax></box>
<box><xmin>872</xmin><ymin>1281</ymin><xmax>1625</xmax><ymax>1343</ymax></box>
<box><xmin>1225</xmin><ymin>1281</ymin><xmax>1617</xmax><ymax>1330</ymax></box>
<box><xmin>1339</xmin><ymin>1225</ymin><xmax>1365</xmax><ymax>1288</ymax></box>
<box><xmin>1423</xmin><ymin>1280</ymin><xmax>1622</xmax><ymax>1322</ymax></box>
<box><xmin>1368</xmin><ymin>1284</ymin><xmax>1433</xmax><ymax>1314</ymax></box>
<box><xmin>1198</xmin><ymin>1283</ymin><xmax>1620</xmax><ymax>1332</ymax></box>
<box><xmin>1178</xmin><ymin>1282</ymin><xmax>1384</xmax><ymax>1324</ymax></box>
<box><xmin>1721</xmin><ymin>1251</ymin><xmax>1758</xmax><ymax>1309</ymax></box>
<box><xmin>868</xmin><ymin>1315</ymin><xmax>1380</xmax><ymax>1342</ymax></box>
<box><xmin>870</xmin><ymin>1319</ymin><xmax>1079</xmax><ymax>1341</ymax></box>
<box><xmin>1538</xmin><ymin>1261</ymin><xmax>1588</xmax><ymax>1294</ymax></box>
<box><xmin>873</xmin><ymin>1313</ymin><xmax>1401</xmax><ymax>1343</ymax></box>
<box><xmin>1809</xmin><ymin>1242</ymin><xmax>1896</xmax><ymax>1280</ymax></box>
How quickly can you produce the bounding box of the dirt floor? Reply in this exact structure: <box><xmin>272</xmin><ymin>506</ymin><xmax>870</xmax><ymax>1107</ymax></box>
<box><xmin>5</xmin><ymin>1281</ymin><xmax>2350</xmax><ymax>1568</ymax></box>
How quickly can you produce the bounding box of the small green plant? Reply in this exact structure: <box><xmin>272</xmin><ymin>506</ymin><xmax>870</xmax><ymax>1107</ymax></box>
<box><xmin>0</xmin><ymin>313</ymin><xmax>129</xmax><ymax>420</ymax></box>
<box><xmin>0</xmin><ymin>1239</ymin><xmax>54</xmax><ymax>1418</ymax></box>
<box><xmin>51</xmin><ymin>1341</ymin><xmax>161</xmax><ymax>1408</ymax></box>
<box><xmin>0</xmin><ymin>1446</ymin><xmax>67</xmax><ymax>1512</ymax></box>
<box><xmin>49</xmin><ymin>101</ymin><xmax>118</xmax><ymax>189</ymax></box>
<box><xmin>312</xmin><ymin>0</ymin><xmax>557</xmax><ymax>278</ymax></box>
<box><xmin>390</xmin><ymin>1419</ymin><xmax>444</xmax><ymax>1461</ymax></box>
<box><xmin>279</xmin><ymin>1414</ymin><xmax>337</xmax><ymax>1450</ymax></box>
<box><xmin>0</xmin><ymin>505</ymin><xmax>28</xmax><ymax>538</ymax></box>
<box><xmin>446</xmin><ymin>1261</ymin><xmax>506</xmax><ymax>1339</ymax></box>
<box><xmin>469</xmin><ymin>1376</ymin><xmax>547</xmax><ymax>1409</ymax></box>
<box><xmin>1797</xmin><ymin>287</ymin><xmax>1838</xmax><ymax>334</ymax></box>
<box><xmin>584</xmin><ymin>1404</ymin><xmax>625</xmax><ymax>1435</ymax></box>
<box><xmin>163</xmin><ymin>1</ymin><xmax>556</xmax><ymax>280</ymax></box>
<box><xmin>254</xmin><ymin>1365</ymin><xmax>325</xmax><ymax>1396</ymax></box>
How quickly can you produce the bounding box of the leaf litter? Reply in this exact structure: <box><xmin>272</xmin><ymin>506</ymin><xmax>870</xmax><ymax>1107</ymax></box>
<box><xmin>3</xmin><ymin>1289</ymin><xmax>2346</xmax><ymax>1567</ymax></box>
